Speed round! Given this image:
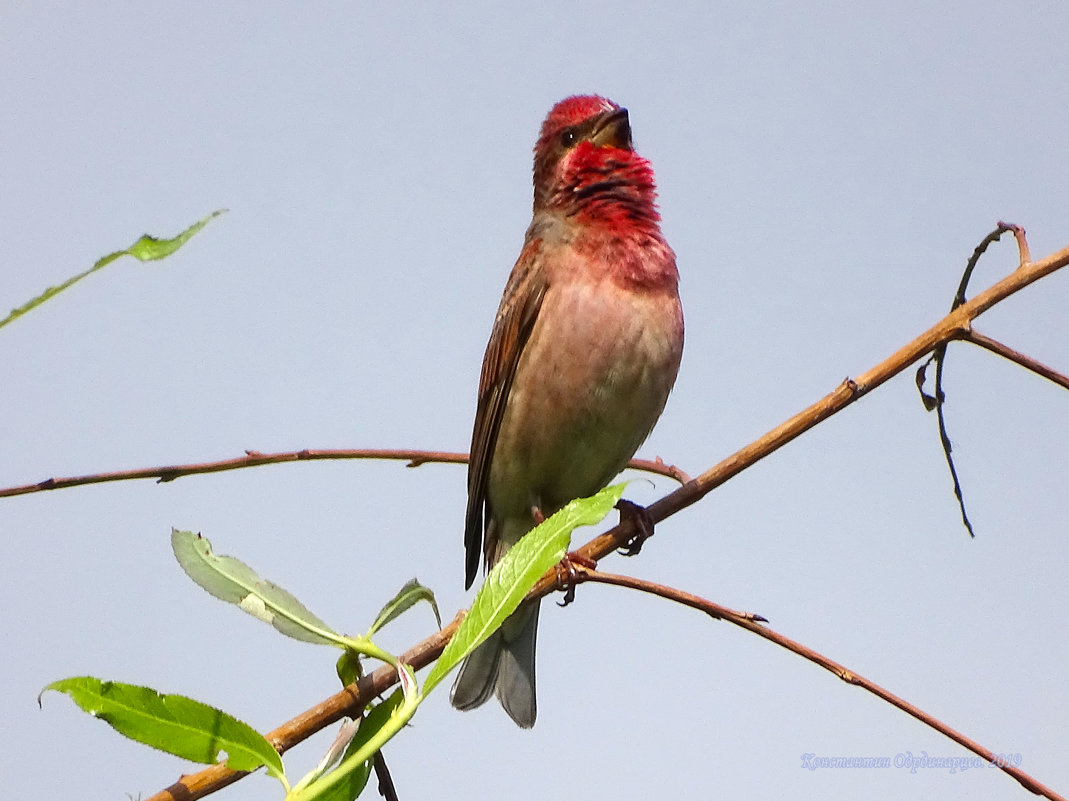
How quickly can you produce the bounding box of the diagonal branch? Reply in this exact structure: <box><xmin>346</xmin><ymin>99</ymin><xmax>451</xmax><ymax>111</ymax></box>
<box><xmin>145</xmin><ymin>239</ymin><xmax>1069</xmax><ymax>801</ymax></box>
<box><xmin>966</xmin><ymin>330</ymin><xmax>1069</xmax><ymax>391</ymax></box>
<box><xmin>573</xmin><ymin>569</ymin><xmax>1066</xmax><ymax>801</ymax></box>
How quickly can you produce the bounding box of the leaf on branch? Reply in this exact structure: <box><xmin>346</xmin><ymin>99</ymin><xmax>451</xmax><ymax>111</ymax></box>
<box><xmin>336</xmin><ymin>651</ymin><xmax>363</xmax><ymax>688</ymax></box>
<box><xmin>0</xmin><ymin>209</ymin><xmax>225</xmax><ymax>331</ymax></box>
<box><xmin>171</xmin><ymin>529</ymin><xmax>345</xmax><ymax>646</ymax></box>
<box><xmin>367</xmin><ymin>578</ymin><xmax>441</xmax><ymax>637</ymax></box>
<box><xmin>422</xmin><ymin>483</ymin><xmax>627</xmax><ymax>694</ymax></box>
<box><xmin>39</xmin><ymin>677</ymin><xmax>286</xmax><ymax>783</ymax></box>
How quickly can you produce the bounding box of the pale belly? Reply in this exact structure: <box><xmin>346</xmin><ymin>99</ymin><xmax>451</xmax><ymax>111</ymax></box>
<box><xmin>487</xmin><ymin>276</ymin><xmax>682</xmax><ymax>528</ymax></box>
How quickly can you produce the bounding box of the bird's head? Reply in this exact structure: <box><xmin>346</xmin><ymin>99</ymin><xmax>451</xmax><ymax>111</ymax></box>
<box><xmin>531</xmin><ymin>95</ymin><xmax>659</xmax><ymax>227</ymax></box>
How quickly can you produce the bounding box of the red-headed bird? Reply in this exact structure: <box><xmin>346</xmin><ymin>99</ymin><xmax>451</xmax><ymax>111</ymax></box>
<box><xmin>450</xmin><ymin>95</ymin><xmax>684</xmax><ymax>727</ymax></box>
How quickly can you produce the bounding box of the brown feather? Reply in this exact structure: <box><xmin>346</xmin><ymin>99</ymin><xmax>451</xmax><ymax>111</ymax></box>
<box><xmin>464</xmin><ymin>237</ymin><xmax>548</xmax><ymax>588</ymax></box>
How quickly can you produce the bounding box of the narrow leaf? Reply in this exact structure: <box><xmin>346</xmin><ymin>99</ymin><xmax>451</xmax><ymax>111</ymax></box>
<box><xmin>367</xmin><ymin>578</ymin><xmax>441</xmax><ymax>637</ymax></box>
<box><xmin>124</xmin><ymin>210</ymin><xmax>225</xmax><ymax>261</ymax></box>
<box><xmin>423</xmin><ymin>484</ymin><xmax>626</xmax><ymax>693</ymax></box>
<box><xmin>321</xmin><ymin>719</ymin><xmax>361</xmax><ymax>774</ymax></box>
<box><xmin>40</xmin><ymin>677</ymin><xmax>285</xmax><ymax>783</ymax></box>
<box><xmin>294</xmin><ymin>718</ymin><xmax>361</xmax><ymax>795</ymax></box>
<box><xmin>171</xmin><ymin>529</ymin><xmax>343</xmax><ymax>647</ymax></box>
<box><xmin>0</xmin><ymin>209</ymin><xmax>225</xmax><ymax>330</ymax></box>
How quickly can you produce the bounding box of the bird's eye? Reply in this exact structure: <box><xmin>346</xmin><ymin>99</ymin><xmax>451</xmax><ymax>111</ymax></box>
<box><xmin>560</xmin><ymin>128</ymin><xmax>577</xmax><ymax>148</ymax></box>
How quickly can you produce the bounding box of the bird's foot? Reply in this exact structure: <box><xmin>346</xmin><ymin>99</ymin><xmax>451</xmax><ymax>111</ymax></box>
<box><xmin>554</xmin><ymin>551</ymin><xmax>597</xmax><ymax>607</ymax></box>
<box><xmin>616</xmin><ymin>499</ymin><xmax>654</xmax><ymax>556</ymax></box>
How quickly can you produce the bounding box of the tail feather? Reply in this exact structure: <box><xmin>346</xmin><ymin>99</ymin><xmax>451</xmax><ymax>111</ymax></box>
<box><xmin>450</xmin><ymin>602</ymin><xmax>539</xmax><ymax>728</ymax></box>
<box><xmin>450</xmin><ymin>630</ymin><xmax>502</xmax><ymax>712</ymax></box>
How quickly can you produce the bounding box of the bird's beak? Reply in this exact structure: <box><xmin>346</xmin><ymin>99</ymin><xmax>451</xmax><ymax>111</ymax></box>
<box><xmin>590</xmin><ymin>107</ymin><xmax>632</xmax><ymax>150</ymax></box>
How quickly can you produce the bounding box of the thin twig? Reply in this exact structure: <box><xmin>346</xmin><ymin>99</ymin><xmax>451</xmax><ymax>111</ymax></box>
<box><xmin>967</xmin><ymin>330</ymin><xmax>1069</xmax><ymax>391</ymax></box>
<box><xmin>572</xmin><ymin>568</ymin><xmax>1065</xmax><ymax>801</ymax></box>
<box><xmin>951</xmin><ymin>223</ymin><xmax>1014</xmax><ymax>308</ymax></box>
<box><xmin>999</xmin><ymin>220</ymin><xmax>1032</xmax><ymax>266</ymax></box>
<box><xmin>930</xmin><ymin>339</ymin><xmax>975</xmax><ymax>536</ymax></box>
<box><xmin>916</xmin><ymin>221</ymin><xmax>1041</xmax><ymax>538</ymax></box>
<box><xmin>0</xmin><ymin>450</ymin><xmax>688</xmax><ymax>498</ymax></box>
<box><xmin>570</xmin><ymin>568</ymin><xmax>766</xmax><ymax>625</ymax></box>
<box><xmin>373</xmin><ymin>751</ymin><xmax>398</xmax><ymax>801</ymax></box>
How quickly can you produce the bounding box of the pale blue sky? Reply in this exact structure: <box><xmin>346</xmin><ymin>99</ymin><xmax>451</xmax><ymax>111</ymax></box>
<box><xmin>2</xmin><ymin>3</ymin><xmax>1067</xmax><ymax>800</ymax></box>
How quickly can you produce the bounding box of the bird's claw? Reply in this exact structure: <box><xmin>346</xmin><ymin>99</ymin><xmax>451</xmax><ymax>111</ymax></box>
<box><xmin>615</xmin><ymin>499</ymin><xmax>654</xmax><ymax>555</ymax></box>
<box><xmin>554</xmin><ymin>551</ymin><xmax>596</xmax><ymax>607</ymax></box>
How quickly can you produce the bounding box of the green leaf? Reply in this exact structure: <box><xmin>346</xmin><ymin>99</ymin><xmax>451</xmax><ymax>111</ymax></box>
<box><xmin>423</xmin><ymin>484</ymin><xmax>626</xmax><ymax>693</ymax></box>
<box><xmin>171</xmin><ymin>529</ymin><xmax>344</xmax><ymax>647</ymax></box>
<box><xmin>366</xmin><ymin>578</ymin><xmax>441</xmax><ymax>637</ymax></box>
<box><xmin>40</xmin><ymin>677</ymin><xmax>285</xmax><ymax>784</ymax></box>
<box><xmin>335</xmin><ymin>651</ymin><xmax>363</xmax><ymax>688</ymax></box>
<box><xmin>0</xmin><ymin>209</ymin><xmax>225</xmax><ymax>331</ymax></box>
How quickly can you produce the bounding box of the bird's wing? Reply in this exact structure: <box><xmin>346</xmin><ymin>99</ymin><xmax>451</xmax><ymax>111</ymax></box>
<box><xmin>464</xmin><ymin>239</ymin><xmax>547</xmax><ymax>588</ymax></box>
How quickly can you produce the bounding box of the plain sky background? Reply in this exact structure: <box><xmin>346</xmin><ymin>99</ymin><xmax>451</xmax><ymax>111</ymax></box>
<box><xmin>2</xmin><ymin>3</ymin><xmax>1067</xmax><ymax>800</ymax></box>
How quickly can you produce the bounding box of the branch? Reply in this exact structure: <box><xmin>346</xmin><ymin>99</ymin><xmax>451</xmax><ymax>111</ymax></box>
<box><xmin>915</xmin><ymin>221</ymin><xmax>1041</xmax><ymax>537</ymax></box>
<box><xmin>372</xmin><ymin>751</ymin><xmax>399</xmax><ymax>801</ymax></box>
<box><xmin>966</xmin><ymin>330</ymin><xmax>1069</xmax><ymax>391</ymax></box>
<box><xmin>146</xmin><ymin>239</ymin><xmax>1069</xmax><ymax>801</ymax></box>
<box><xmin>573</xmin><ymin>569</ymin><xmax>1066</xmax><ymax>801</ymax></box>
<box><xmin>0</xmin><ymin>450</ymin><xmax>688</xmax><ymax>499</ymax></box>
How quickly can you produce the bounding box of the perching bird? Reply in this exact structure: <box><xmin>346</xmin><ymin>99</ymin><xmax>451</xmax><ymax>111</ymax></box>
<box><xmin>450</xmin><ymin>95</ymin><xmax>684</xmax><ymax>727</ymax></box>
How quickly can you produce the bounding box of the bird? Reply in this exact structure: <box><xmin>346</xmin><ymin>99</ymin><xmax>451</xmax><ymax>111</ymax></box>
<box><xmin>450</xmin><ymin>95</ymin><xmax>684</xmax><ymax>728</ymax></box>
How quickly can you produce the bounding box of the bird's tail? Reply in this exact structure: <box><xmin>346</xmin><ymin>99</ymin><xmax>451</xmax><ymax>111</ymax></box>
<box><xmin>450</xmin><ymin>601</ymin><xmax>540</xmax><ymax>728</ymax></box>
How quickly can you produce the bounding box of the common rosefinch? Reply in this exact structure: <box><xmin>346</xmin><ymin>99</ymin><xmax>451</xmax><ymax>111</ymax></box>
<box><xmin>450</xmin><ymin>95</ymin><xmax>684</xmax><ymax>728</ymax></box>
